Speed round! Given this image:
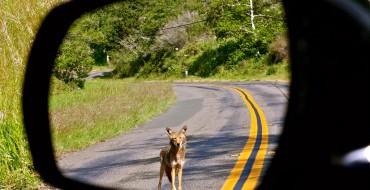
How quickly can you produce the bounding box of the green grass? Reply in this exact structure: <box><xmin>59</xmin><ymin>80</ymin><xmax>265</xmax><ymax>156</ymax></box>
<box><xmin>49</xmin><ymin>79</ymin><xmax>176</xmax><ymax>156</ymax></box>
<box><xmin>210</xmin><ymin>60</ymin><xmax>290</xmax><ymax>81</ymax></box>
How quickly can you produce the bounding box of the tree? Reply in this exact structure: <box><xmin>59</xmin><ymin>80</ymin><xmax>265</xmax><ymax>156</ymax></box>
<box><xmin>206</xmin><ymin>0</ymin><xmax>285</xmax><ymax>39</ymax></box>
<box><xmin>53</xmin><ymin>1</ymin><xmax>146</xmax><ymax>86</ymax></box>
<box><xmin>53</xmin><ymin>36</ymin><xmax>94</xmax><ymax>88</ymax></box>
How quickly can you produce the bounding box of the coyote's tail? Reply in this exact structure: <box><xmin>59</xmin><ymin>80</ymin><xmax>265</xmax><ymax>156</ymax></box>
<box><xmin>165</xmin><ymin>165</ymin><xmax>172</xmax><ymax>182</ymax></box>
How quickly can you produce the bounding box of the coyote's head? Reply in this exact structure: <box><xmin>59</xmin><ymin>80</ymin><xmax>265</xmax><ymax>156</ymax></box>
<box><xmin>166</xmin><ymin>125</ymin><xmax>187</xmax><ymax>148</ymax></box>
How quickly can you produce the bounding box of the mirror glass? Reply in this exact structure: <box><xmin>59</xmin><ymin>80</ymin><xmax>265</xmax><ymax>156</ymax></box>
<box><xmin>49</xmin><ymin>0</ymin><xmax>289</xmax><ymax>189</ymax></box>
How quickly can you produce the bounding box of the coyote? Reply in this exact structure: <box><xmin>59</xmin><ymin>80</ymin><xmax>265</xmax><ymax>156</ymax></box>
<box><xmin>158</xmin><ymin>125</ymin><xmax>188</xmax><ymax>190</ymax></box>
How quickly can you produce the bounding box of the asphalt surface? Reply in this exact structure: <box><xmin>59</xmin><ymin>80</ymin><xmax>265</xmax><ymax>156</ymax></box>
<box><xmin>56</xmin><ymin>81</ymin><xmax>289</xmax><ymax>190</ymax></box>
<box><xmin>85</xmin><ymin>71</ymin><xmax>112</xmax><ymax>81</ymax></box>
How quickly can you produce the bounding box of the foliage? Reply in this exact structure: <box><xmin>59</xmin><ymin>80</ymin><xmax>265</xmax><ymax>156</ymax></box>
<box><xmin>188</xmin><ymin>38</ymin><xmax>242</xmax><ymax>77</ymax></box>
<box><xmin>108</xmin><ymin>0</ymin><xmax>287</xmax><ymax>79</ymax></box>
<box><xmin>182</xmin><ymin>37</ymin><xmax>286</xmax><ymax>78</ymax></box>
<box><xmin>113</xmin><ymin>0</ymin><xmax>207</xmax><ymax>75</ymax></box>
<box><xmin>50</xmin><ymin>76</ymin><xmax>79</xmax><ymax>95</ymax></box>
<box><xmin>206</xmin><ymin>0</ymin><xmax>285</xmax><ymax>39</ymax></box>
<box><xmin>154</xmin><ymin>11</ymin><xmax>200</xmax><ymax>50</ymax></box>
<box><xmin>207</xmin><ymin>0</ymin><xmax>253</xmax><ymax>39</ymax></box>
<box><xmin>54</xmin><ymin>37</ymin><xmax>94</xmax><ymax>88</ymax></box>
<box><xmin>53</xmin><ymin>0</ymin><xmax>289</xmax><ymax>82</ymax></box>
<box><xmin>268</xmin><ymin>34</ymin><xmax>289</xmax><ymax>64</ymax></box>
<box><xmin>53</xmin><ymin>0</ymin><xmax>215</xmax><ymax>80</ymax></box>
<box><xmin>204</xmin><ymin>0</ymin><xmax>287</xmax><ymax>67</ymax></box>
<box><xmin>52</xmin><ymin>1</ymin><xmax>148</xmax><ymax>88</ymax></box>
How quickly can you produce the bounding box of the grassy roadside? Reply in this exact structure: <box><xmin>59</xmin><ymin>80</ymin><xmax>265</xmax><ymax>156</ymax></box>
<box><xmin>49</xmin><ymin>79</ymin><xmax>176</xmax><ymax>156</ymax></box>
<box><xmin>0</xmin><ymin>0</ymin><xmax>66</xmax><ymax>189</ymax></box>
<box><xmin>124</xmin><ymin>62</ymin><xmax>290</xmax><ymax>83</ymax></box>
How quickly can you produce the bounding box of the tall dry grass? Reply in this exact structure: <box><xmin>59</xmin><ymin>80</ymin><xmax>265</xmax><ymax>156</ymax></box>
<box><xmin>0</xmin><ymin>0</ymin><xmax>65</xmax><ymax>188</ymax></box>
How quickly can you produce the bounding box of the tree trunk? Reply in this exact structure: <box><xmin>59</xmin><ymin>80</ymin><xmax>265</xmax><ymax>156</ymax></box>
<box><xmin>250</xmin><ymin>0</ymin><xmax>255</xmax><ymax>30</ymax></box>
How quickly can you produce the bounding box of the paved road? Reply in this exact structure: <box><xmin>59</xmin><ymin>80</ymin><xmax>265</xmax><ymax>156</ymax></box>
<box><xmin>57</xmin><ymin>81</ymin><xmax>289</xmax><ymax>190</ymax></box>
<box><xmin>85</xmin><ymin>70</ymin><xmax>112</xmax><ymax>81</ymax></box>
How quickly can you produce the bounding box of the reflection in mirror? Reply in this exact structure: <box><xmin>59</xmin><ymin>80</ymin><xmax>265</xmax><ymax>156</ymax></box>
<box><xmin>49</xmin><ymin>0</ymin><xmax>289</xmax><ymax>189</ymax></box>
<box><xmin>339</xmin><ymin>145</ymin><xmax>370</xmax><ymax>167</ymax></box>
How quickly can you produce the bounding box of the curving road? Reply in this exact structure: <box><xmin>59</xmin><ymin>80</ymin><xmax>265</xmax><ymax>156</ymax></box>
<box><xmin>57</xmin><ymin>81</ymin><xmax>289</xmax><ymax>190</ymax></box>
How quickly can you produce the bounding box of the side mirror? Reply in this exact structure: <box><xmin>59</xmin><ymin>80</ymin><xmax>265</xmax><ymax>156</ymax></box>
<box><xmin>22</xmin><ymin>0</ymin><xmax>370</xmax><ymax>189</ymax></box>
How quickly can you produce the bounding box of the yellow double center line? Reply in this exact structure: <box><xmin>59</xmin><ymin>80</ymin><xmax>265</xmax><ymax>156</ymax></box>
<box><xmin>219</xmin><ymin>86</ymin><xmax>269</xmax><ymax>190</ymax></box>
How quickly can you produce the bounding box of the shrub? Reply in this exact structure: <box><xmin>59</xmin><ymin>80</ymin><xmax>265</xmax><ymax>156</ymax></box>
<box><xmin>154</xmin><ymin>11</ymin><xmax>199</xmax><ymax>50</ymax></box>
<box><xmin>50</xmin><ymin>76</ymin><xmax>80</xmax><ymax>95</ymax></box>
<box><xmin>268</xmin><ymin>35</ymin><xmax>289</xmax><ymax>64</ymax></box>
<box><xmin>53</xmin><ymin>38</ymin><xmax>94</xmax><ymax>88</ymax></box>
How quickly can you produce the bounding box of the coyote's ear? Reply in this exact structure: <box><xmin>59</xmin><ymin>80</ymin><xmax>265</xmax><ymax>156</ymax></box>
<box><xmin>166</xmin><ymin>127</ymin><xmax>173</xmax><ymax>135</ymax></box>
<box><xmin>181</xmin><ymin>125</ymin><xmax>188</xmax><ymax>133</ymax></box>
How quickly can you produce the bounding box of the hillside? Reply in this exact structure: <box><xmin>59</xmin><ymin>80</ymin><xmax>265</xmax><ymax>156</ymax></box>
<box><xmin>54</xmin><ymin>0</ymin><xmax>289</xmax><ymax>87</ymax></box>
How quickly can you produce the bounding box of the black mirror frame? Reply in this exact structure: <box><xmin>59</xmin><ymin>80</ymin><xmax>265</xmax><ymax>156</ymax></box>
<box><xmin>22</xmin><ymin>0</ymin><xmax>122</xmax><ymax>189</ymax></box>
<box><xmin>22</xmin><ymin>0</ymin><xmax>370</xmax><ymax>189</ymax></box>
<box><xmin>259</xmin><ymin>0</ymin><xmax>370</xmax><ymax>189</ymax></box>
